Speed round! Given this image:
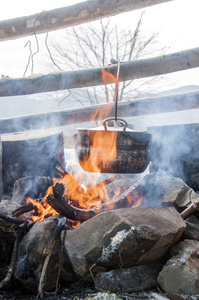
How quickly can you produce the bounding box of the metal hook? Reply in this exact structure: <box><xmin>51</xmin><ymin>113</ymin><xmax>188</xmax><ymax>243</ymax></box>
<box><xmin>114</xmin><ymin>60</ymin><xmax>120</xmax><ymax>122</ymax></box>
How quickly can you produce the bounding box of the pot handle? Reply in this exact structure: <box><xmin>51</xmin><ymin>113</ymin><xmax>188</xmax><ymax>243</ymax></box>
<box><xmin>103</xmin><ymin>117</ymin><xmax>128</xmax><ymax>133</ymax></box>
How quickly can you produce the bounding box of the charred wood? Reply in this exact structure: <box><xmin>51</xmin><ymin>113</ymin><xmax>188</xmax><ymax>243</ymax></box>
<box><xmin>43</xmin><ymin>217</ymin><xmax>69</xmax><ymax>256</ymax></box>
<box><xmin>0</xmin><ymin>212</ymin><xmax>28</xmax><ymax>225</ymax></box>
<box><xmin>12</xmin><ymin>201</ymin><xmax>35</xmax><ymax>217</ymax></box>
<box><xmin>47</xmin><ymin>175</ymin><xmax>148</xmax><ymax>222</ymax></box>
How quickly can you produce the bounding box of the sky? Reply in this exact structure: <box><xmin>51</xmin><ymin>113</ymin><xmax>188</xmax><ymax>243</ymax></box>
<box><xmin>0</xmin><ymin>0</ymin><xmax>199</xmax><ymax>127</ymax></box>
<box><xmin>0</xmin><ymin>0</ymin><xmax>199</xmax><ymax>90</ymax></box>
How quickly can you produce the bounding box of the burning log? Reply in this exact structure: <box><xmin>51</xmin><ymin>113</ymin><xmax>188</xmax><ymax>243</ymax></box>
<box><xmin>2</xmin><ymin>130</ymin><xmax>64</xmax><ymax>195</ymax></box>
<box><xmin>12</xmin><ymin>200</ymin><xmax>39</xmax><ymax>217</ymax></box>
<box><xmin>46</xmin><ymin>183</ymin><xmax>95</xmax><ymax>222</ymax></box>
<box><xmin>47</xmin><ymin>175</ymin><xmax>148</xmax><ymax>222</ymax></box>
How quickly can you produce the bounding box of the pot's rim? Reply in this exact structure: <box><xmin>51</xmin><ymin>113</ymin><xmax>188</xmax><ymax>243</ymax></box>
<box><xmin>77</xmin><ymin>126</ymin><xmax>151</xmax><ymax>134</ymax></box>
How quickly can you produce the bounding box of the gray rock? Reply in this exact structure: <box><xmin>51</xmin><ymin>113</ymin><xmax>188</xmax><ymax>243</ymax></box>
<box><xmin>157</xmin><ymin>244</ymin><xmax>199</xmax><ymax>295</ymax></box>
<box><xmin>144</xmin><ymin>176</ymin><xmax>199</xmax><ymax>209</ymax></box>
<box><xmin>95</xmin><ymin>263</ymin><xmax>162</xmax><ymax>293</ymax></box>
<box><xmin>184</xmin><ymin>215</ymin><xmax>199</xmax><ymax>240</ymax></box>
<box><xmin>14</xmin><ymin>217</ymin><xmax>75</xmax><ymax>292</ymax></box>
<box><xmin>170</xmin><ymin>239</ymin><xmax>199</xmax><ymax>257</ymax></box>
<box><xmin>63</xmin><ymin>206</ymin><xmax>185</xmax><ymax>279</ymax></box>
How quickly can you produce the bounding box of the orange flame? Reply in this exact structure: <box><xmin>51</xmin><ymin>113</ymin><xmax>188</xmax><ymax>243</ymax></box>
<box><xmin>79</xmin><ymin>130</ymin><xmax>118</xmax><ymax>173</ymax></box>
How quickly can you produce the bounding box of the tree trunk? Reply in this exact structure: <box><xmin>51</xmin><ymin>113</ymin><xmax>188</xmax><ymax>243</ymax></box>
<box><xmin>1</xmin><ymin>130</ymin><xmax>64</xmax><ymax>195</ymax></box>
<box><xmin>0</xmin><ymin>90</ymin><xmax>199</xmax><ymax>134</ymax></box>
<box><xmin>0</xmin><ymin>47</ymin><xmax>198</xmax><ymax>97</ymax></box>
<box><xmin>0</xmin><ymin>0</ymin><xmax>172</xmax><ymax>42</ymax></box>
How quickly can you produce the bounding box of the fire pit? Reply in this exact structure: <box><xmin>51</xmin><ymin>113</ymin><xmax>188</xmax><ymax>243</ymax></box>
<box><xmin>1</xmin><ymin>123</ymin><xmax>199</xmax><ymax>299</ymax></box>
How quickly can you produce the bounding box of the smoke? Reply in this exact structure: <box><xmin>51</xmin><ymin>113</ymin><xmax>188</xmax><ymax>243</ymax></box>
<box><xmin>148</xmin><ymin>123</ymin><xmax>199</xmax><ymax>189</ymax></box>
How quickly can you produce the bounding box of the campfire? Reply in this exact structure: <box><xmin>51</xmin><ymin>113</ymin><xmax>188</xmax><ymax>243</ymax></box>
<box><xmin>1</xmin><ymin>123</ymin><xmax>199</xmax><ymax>299</ymax></box>
<box><xmin>1</xmin><ymin>71</ymin><xmax>199</xmax><ymax>299</ymax></box>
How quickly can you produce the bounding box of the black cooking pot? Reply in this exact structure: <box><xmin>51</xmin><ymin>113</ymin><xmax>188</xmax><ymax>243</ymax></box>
<box><xmin>76</xmin><ymin>117</ymin><xmax>152</xmax><ymax>173</ymax></box>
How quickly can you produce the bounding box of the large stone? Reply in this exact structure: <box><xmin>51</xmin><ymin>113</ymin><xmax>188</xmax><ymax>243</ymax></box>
<box><xmin>63</xmin><ymin>206</ymin><xmax>185</xmax><ymax>280</ymax></box>
<box><xmin>170</xmin><ymin>239</ymin><xmax>199</xmax><ymax>256</ymax></box>
<box><xmin>183</xmin><ymin>216</ymin><xmax>199</xmax><ymax>240</ymax></box>
<box><xmin>95</xmin><ymin>263</ymin><xmax>162</xmax><ymax>293</ymax></box>
<box><xmin>157</xmin><ymin>245</ymin><xmax>199</xmax><ymax>295</ymax></box>
<box><xmin>143</xmin><ymin>175</ymin><xmax>199</xmax><ymax>209</ymax></box>
<box><xmin>14</xmin><ymin>217</ymin><xmax>75</xmax><ymax>292</ymax></box>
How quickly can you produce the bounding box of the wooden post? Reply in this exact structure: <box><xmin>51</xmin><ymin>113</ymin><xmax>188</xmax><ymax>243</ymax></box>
<box><xmin>0</xmin><ymin>136</ymin><xmax>2</xmax><ymax>199</ymax></box>
<box><xmin>1</xmin><ymin>130</ymin><xmax>65</xmax><ymax>195</ymax></box>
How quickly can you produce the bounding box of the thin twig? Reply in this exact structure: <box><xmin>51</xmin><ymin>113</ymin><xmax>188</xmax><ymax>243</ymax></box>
<box><xmin>58</xmin><ymin>89</ymin><xmax>71</xmax><ymax>106</ymax></box>
<box><xmin>0</xmin><ymin>212</ymin><xmax>27</xmax><ymax>225</ymax></box>
<box><xmin>43</xmin><ymin>217</ymin><xmax>67</xmax><ymax>256</ymax></box>
<box><xmin>38</xmin><ymin>239</ymin><xmax>56</xmax><ymax>299</ymax></box>
<box><xmin>89</xmin><ymin>263</ymin><xmax>96</xmax><ymax>285</ymax></box>
<box><xmin>45</xmin><ymin>32</ymin><xmax>62</xmax><ymax>71</ymax></box>
<box><xmin>55</xmin><ymin>228</ymin><xmax>67</xmax><ymax>296</ymax></box>
<box><xmin>31</xmin><ymin>11</ymin><xmax>44</xmax><ymax>75</ymax></box>
<box><xmin>23</xmin><ymin>41</ymin><xmax>32</xmax><ymax>77</ymax></box>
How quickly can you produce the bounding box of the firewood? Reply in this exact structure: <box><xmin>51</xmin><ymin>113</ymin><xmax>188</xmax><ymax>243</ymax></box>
<box><xmin>56</xmin><ymin>165</ymin><xmax>68</xmax><ymax>177</ymax></box>
<box><xmin>38</xmin><ymin>239</ymin><xmax>56</xmax><ymax>299</ymax></box>
<box><xmin>12</xmin><ymin>202</ymin><xmax>34</xmax><ymax>217</ymax></box>
<box><xmin>39</xmin><ymin>217</ymin><xmax>70</xmax><ymax>298</ymax></box>
<box><xmin>47</xmin><ymin>175</ymin><xmax>148</xmax><ymax>222</ymax></box>
<box><xmin>0</xmin><ymin>212</ymin><xmax>27</xmax><ymax>225</ymax></box>
<box><xmin>43</xmin><ymin>217</ymin><xmax>70</xmax><ymax>256</ymax></box>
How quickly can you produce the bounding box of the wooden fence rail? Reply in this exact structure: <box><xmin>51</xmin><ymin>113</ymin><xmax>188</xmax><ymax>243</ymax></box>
<box><xmin>0</xmin><ymin>90</ymin><xmax>199</xmax><ymax>134</ymax></box>
<box><xmin>0</xmin><ymin>0</ymin><xmax>172</xmax><ymax>42</ymax></box>
<box><xmin>0</xmin><ymin>47</ymin><xmax>199</xmax><ymax>97</ymax></box>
